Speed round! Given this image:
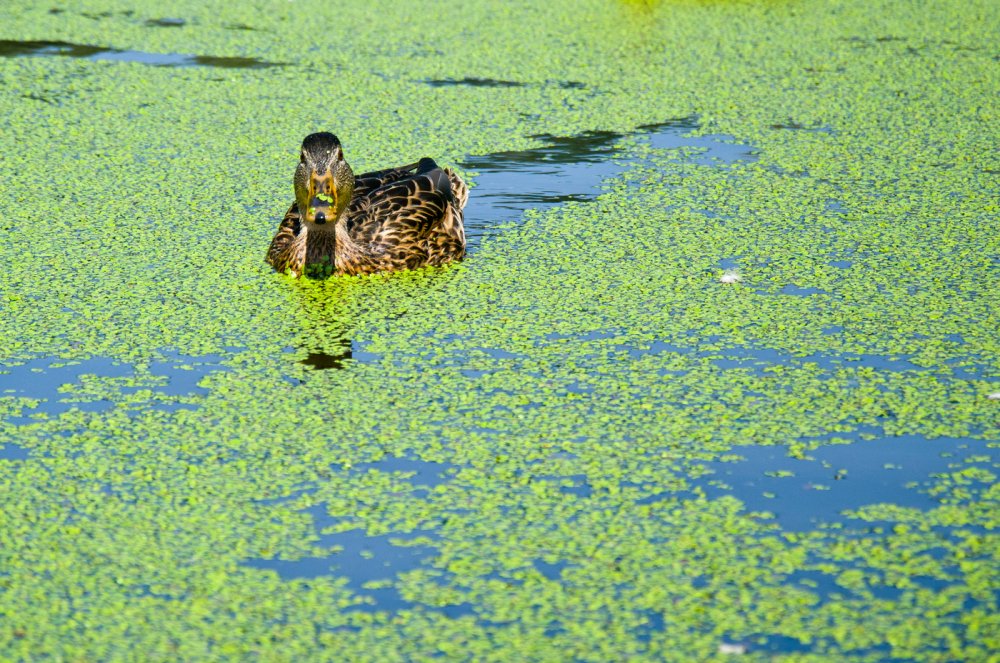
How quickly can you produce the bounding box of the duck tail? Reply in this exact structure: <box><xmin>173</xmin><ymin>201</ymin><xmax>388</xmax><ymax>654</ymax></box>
<box><xmin>415</xmin><ymin>157</ymin><xmax>439</xmax><ymax>174</ymax></box>
<box><xmin>443</xmin><ymin>168</ymin><xmax>468</xmax><ymax>210</ymax></box>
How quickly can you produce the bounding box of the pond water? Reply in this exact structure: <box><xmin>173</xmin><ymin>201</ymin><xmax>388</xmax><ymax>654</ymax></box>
<box><xmin>0</xmin><ymin>108</ymin><xmax>993</xmax><ymax>656</ymax></box>
<box><xmin>0</xmin><ymin>45</ymin><xmax>996</xmax><ymax>654</ymax></box>
<box><xmin>0</xmin><ymin>352</ymin><xmax>230</xmax><ymax>427</ymax></box>
<box><xmin>701</xmin><ymin>435</ymin><xmax>995</xmax><ymax>530</ymax></box>
<box><xmin>460</xmin><ymin>119</ymin><xmax>754</xmax><ymax>247</ymax></box>
<box><xmin>238</xmin><ymin>432</ymin><xmax>995</xmax><ymax>618</ymax></box>
<box><xmin>0</xmin><ymin>39</ymin><xmax>284</xmax><ymax>68</ymax></box>
<box><xmin>203</xmin><ymin>124</ymin><xmax>992</xmax><ymax>627</ymax></box>
<box><xmin>251</xmin><ymin>522</ymin><xmax>445</xmax><ymax>612</ymax></box>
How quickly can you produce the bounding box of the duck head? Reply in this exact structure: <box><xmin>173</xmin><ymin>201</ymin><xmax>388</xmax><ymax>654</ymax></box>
<box><xmin>294</xmin><ymin>132</ymin><xmax>355</xmax><ymax>227</ymax></box>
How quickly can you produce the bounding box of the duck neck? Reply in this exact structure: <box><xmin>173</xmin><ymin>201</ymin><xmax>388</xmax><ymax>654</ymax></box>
<box><xmin>304</xmin><ymin>219</ymin><xmax>340</xmax><ymax>267</ymax></box>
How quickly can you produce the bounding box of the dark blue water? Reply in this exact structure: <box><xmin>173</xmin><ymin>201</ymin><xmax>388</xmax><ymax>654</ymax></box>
<box><xmin>247</xmin><ymin>457</ymin><xmax>457</xmax><ymax>612</ymax></box>
<box><xmin>701</xmin><ymin>435</ymin><xmax>996</xmax><ymax>530</ymax></box>
<box><xmin>251</xmin><ymin>523</ymin><xmax>440</xmax><ymax>611</ymax></box>
<box><xmin>0</xmin><ymin>352</ymin><xmax>229</xmax><ymax>424</ymax></box>
<box><xmin>0</xmin><ymin>442</ymin><xmax>31</xmax><ymax>461</ymax></box>
<box><xmin>459</xmin><ymin>119</ymin><xmax>753</xmax><ymax>245</ymax></box>
<box><xmin>619</xmin><ymin>339</ymin><xmax>938</xmax><ymax>376</ymax></box>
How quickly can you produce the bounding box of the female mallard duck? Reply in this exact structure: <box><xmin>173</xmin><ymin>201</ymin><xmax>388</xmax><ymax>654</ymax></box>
<box><xmin>266</xmin><ymin>132</ymin><xmax>468</xmax><ymax>277</ymax></box>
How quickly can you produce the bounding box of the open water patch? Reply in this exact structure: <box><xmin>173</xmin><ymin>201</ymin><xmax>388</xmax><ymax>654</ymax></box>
<box><xmin>770</xmin><ymin>284</ymin><xmax>828</xmax><ymax>297</ymax></box>
<box><xmin>706</xmin><ymin>346</ymin><xmax>927</xmax><ymax>375</ymax></box>
<box><xmin>0</xmin><ymin>351</ymin><xmax>230</xmax><ymax>423</ymax></box>
<box><xmin>0</xmin><ymin>39</ymin><xmax>285</xmax><ymax>69</ymax></box>
<box><xmin>768</xmin><ymin>120</ymin><xmax>835</xmax><ymax>134</ymax></box>
<box><xmin>700</xmin><ymin>435</ymin><xmax>996</xmax><ymax>531</ymax></box>
<box><xmin>425</xmin><ymin>77</ymin><xmax>526</xmax><ymax>88</ymax></box>
<box><xmin>0</xmin><ymin>442</ymin><xmax>31</xmax><ymax>461</ymax></box>
<box><xmin>246</xmin><ymin>456</ymin><xmax>461</xmax><ymax>610</ymax></box>
<box><xmin>249</xmin><ymin>523</ymin><xmax>439</xmax><ymax>611</ymax></box>
<box><xmin>459</xmin><ymin>118</ymin><xmax>754</xmax><ymax>247</ymax></box>
<box><xmin>248</xmin><ymin>511</ymin><xmax>441</xmax><ymax>613</ymax></box>
<box><xmin>423</xmin><ymin>77</ymin><xmax>586</xmax><ymax>90</ymax></box>
<box><xmin>145</xmin><ymin>17</ymin><xmax>186</xmax><ymax>27</ymax></box>
<box><xmin>303</xmin><ymin>325</ymin><xmax>958</xmax><ymax>393</ymax></box>
<box><xmin>614</xmin><ymin>338</ymin><xmax>937</xmax><ymax>376</ymax></box>
<box><xmin>351</xmin><ymin>456</ymin><xmax>457</xmax><ymax>488</ymax></box>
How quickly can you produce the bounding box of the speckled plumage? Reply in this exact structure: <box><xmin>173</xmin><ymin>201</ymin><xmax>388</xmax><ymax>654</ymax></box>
<box><xmin>267</xmin><ymin>133</ymin><xmax>467</xmax><ymax>278</ymax></box>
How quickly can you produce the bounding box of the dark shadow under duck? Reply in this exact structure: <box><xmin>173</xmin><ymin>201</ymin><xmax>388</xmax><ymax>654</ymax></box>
<box><xmin>267</xmin><ymin>132</ymin><xmax>468</xmax><ymax>278</ymax></box>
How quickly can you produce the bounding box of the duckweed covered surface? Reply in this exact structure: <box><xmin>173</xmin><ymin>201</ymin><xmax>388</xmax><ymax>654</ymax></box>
<box><xmin>1</xmin><ymin>0</ymin><xmax>998</xmax><ymax>659</ymax></box>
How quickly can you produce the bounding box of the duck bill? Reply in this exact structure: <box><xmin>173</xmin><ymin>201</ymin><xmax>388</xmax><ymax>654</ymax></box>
<box><xmin>304</xmin><ymin>171</ymin><xmax>337</xmax><ymax>225</ymax></box>
<box><xmin>306</xmin><ymin>196</ymin><xmax>334</xmax><ymax>225</ymax></box>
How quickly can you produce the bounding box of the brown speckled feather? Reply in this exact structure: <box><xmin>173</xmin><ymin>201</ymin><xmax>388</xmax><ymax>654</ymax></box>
<box><xmin>266</xmin><ymin>203</ymin><xmax>306</xmax><ymax>277</ymax></box>
<box><xmin>267</xmin><ymin>156</ymin><xmax>467</xmax><ymax>278</ymax></box>
<box><xmin>337</xmin><ymin>166</ymin><xmax>465</xmax><ymax>275</ymax></box>
<box><xmin>352</xmin><ymin>163</ymin><xmax>419</xmax><ymax>199</ymax></box>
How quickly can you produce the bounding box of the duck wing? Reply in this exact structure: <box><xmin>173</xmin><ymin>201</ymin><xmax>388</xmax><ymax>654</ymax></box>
<box><xmin>337</xmin><ymin>163</ymin><xmax>465</xmax><ymax>273</ymax></box>
<box><xmin>347</xmin><ymin>163</ymin><xmax>457</xmax><ymax>241</ymax></box>
<box><xmin>352</xmin><ymin>162</ymin><xmax>420</xmax><ymax>200</ymax></box>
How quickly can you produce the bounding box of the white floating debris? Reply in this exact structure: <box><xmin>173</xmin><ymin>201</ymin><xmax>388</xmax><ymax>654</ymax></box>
<box><xmin>719</xmin><ymin>269</ymin><xmax>742</xmax><ymax>284</ymax></box>
<box><xmin>718</xmin><ymin>642</ymin><xmax>747</xmax><ymax>655</ymax></box>
<box><xmin>988</xmin><ymin>392</ymin><xmax>1000</xmax><ymax>401</ymax></box>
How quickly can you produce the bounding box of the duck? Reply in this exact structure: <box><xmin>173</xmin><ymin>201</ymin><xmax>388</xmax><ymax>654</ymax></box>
<box><xmin>266</xmin><ymin>132</ymin><xmax>468</xmax><ymax>278</ymax></box>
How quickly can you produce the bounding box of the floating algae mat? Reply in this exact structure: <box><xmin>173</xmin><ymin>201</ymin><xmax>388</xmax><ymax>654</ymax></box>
<box><xmin>0</xmin><ymin>0</ymin><xmax>998</xmax><ymax>659</ymax></box>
